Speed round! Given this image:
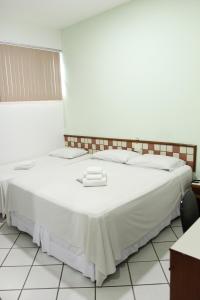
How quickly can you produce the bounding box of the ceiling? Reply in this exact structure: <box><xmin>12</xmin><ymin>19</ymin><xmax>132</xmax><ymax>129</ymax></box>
<box><xmin>0</xmin><ymin>0</ymin><xmax>131</xmax><ymax>29</ymax></box>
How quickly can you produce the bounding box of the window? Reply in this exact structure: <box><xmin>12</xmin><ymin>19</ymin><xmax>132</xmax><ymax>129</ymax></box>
<box><xmin>0</xmin><ymin>44</ymin><xmax>62</xmax><ymax>101</ymax></box>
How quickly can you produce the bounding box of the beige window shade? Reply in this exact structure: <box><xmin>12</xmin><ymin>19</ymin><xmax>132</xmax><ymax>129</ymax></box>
<box><xmin>0</xmin><ymin>44</ymin><xmax>62</xmax><ymax>101</ymax></box>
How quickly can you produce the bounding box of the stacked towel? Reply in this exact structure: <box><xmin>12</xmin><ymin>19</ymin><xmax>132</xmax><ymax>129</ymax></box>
<box><xmin>79</xmin><ymin>166</ymin><xmax>107</xmax><ymax>187</ymax></box>
<box><xmin>14</xmin><ymin>160</ymin><xmax>36</xmax><ymax>170</ymax></box>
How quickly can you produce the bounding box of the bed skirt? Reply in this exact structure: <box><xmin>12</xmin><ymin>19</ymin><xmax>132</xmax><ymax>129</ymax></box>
<box><xmin>10</xmin><ymin>203</ymin><xmax>180</xmax><ymax>283</ymax></box>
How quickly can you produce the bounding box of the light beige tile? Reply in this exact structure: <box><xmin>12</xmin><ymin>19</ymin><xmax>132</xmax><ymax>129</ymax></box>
<box><xmin>60</xmin><ymin>264</ymin><xmax>94</xmax><ymax>288</ymax></box>
<box><xmin>3</xmin><ymin>248</ymin><xmax>38</xmax><ymax>266</ymax></box>
<box><xmin>96</xmin><ymin>286</ymin><xmax>134</xmax><ymax>300</ymax></box>
<box><xmin>34</xmin><ymin>249</ymin><xmax>61</xmax><ymax>265</ymax></box>
<box><xmin>171</xmin><ymin>218</ymin><xmax>181</xmax><ymax>227</ymax></box>
<box><xmin>0</xmin><ymin>222</ymin><xmax>4</xmax><ymax>228</ymax></box>
<box><xmin>154</xmin><ymin>144</ymin><xmax>160</xmax><ymax>151</ymax></box>
<box><xmin>166</xmin><ymin>145</ymin><xmax>172</xmax><ymax>152</ymax></box>
<box><xmin>160</xmin><ymin>260</ymin><xmax>170</xmax><ymax>282</ymax></box>
<box><xmin>128</xmin><ymin>243</ymin><xmax>157</xmax><ymax>262</ymax></box>
<box><xmin>187</xmin><ymin>154</ymin><xmax>193</xmax><ymax>162</ymax></box>
<box><xmin>134</xmin><ymin>284</ymin><xmax>169</xmax><ymax>300</ymax></box>
<box><xmin>0</xmin><ymin>266</ymin><xmax>30</xmax><ymax>289</ymax></box>
<box><xmin>187</xmin><ymin>147</ymin><xmax>194</xmax><ymax>155</ymax></box>
<box><xmin>0</xmin><ymin>234</ymin><xmax>18</xmax><ymax>248</ymax></box>
<box><xmin>142</xmin><ymin>143</ymin><xmax>148</xmax><ymax>150</ymax></box>
<box><xmin>102</xmin><ymin>263</ymin><xmax>131</xmax><ymax>287</ymax></box>
<box><xmin>13</xmin><ymin>233</ymin><xmax>38</xmax><ymax>248</ymax></box>
<box><xmin>0</xmin><ymin>223</ymin><xmax>19</xmax><ymax>235</ymax></box>
<box><xmin>180</xmin><ymin>147</ymin><xmax>186</xmax><ymax>154</ymax></box>
<box><xmin>153</xmin><ymin>241</ymin><xmax>174</xmax><ymax>260</ymax></box>
<box><xmin>153</xmin><ymin>227</ymin><xmax>177</xmax><ymax>242</ymax></box>
<box><xmin>58</xmin><ymin>288</ymin><xmax>95</xmax><ymax>300</ymax></box>
<box><xmin>160</xmin><ymin>145</ymin><xmax>167</xmax><ymax>151</ymax></box>
<box><xmin>20</xmin><ymin>289</ymin><xmax>57</xmax><ymax>300</ymax></box>
<box><xmin>0</xmin><ymin>290</ymin><xmax>21</xmax><ymax>300</ymax></box>
<box><xmin>173</xmin><ymin>227</ymin><xmax>183</xmax><ymax>239</ymax></box>
<box><xmin>129</xmin><ymin>261</ymin><xmax>167</xmax><ymax>285</ymax></box>
<box><xmin>24</xmin><ymin>265</ymin><xmax>62</xmax><ymax>288</ymax></box>
<box><xmin>0</xmin><ymin>248</ymin><xmax>10</xmax><ymax>264</ymax></box>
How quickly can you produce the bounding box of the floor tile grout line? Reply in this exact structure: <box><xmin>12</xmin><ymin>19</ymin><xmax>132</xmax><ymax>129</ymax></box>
<box><xmin>96</xmin><ymin>283</ymin><xmax>168</xmax><ymax>288</ymax></box>
<box><xmin>151</xmin><ymin>242</ymin><xmax>169</xmax><ymax>285</ymax></box>
<box><xmin>0</xmin><ymin>283</ymin><xmax>170</xmax><ymax>292</ymax></box>
<box><xmin>0</xmin><ymin>230</ymin><xmax>40</xmax><ymax>266</ymax></box>
<box><xmin>0</xmin><ymin>221</ymin><xmax>21</xmax><ymax>234</ymax></box>
<box><xmin>127</xmin><ymin>262</ymin><xmax>136</xmax><ymax>300</ymax></box>
<box><xmin>0</xmin><ymin>232</ymin><xmax>21</xmax><ymax>267</ymax></box>
<box><xmin>170</xmin><ymin>225</ymin><xmax>181</xmax><ymax>240</ymax></box>
<box><xmin>0</xmin><ymin>289</ymin><xmax>22</xmax><ymax>292</ymax></box>
<box><xmin>132</xmin><ymin>282</ymin><xmax>169</xmax><ymax>287</ymax></box>
<box><xmin>91</xmin><ymin>284</ymin><xmax>132</xmax><ymax>289</ymax></box>
<box><xmin>1</xmin><ymin>263</ymin><xmax>63</xmax><ymax>268</ymax></box>
<box><xmin>128</xmin><ymin>259</ymin><xmax>158</xmax><ymax>263</ymax></box>
<box><xmin>128</xmin><ymin>259</ymin><xmax>169</xmax><ymax>264</ymax></box>
<box><xmin>152</xmin><ymin>240</ymin><xmax>177</xmax><ymax>244</ymax></box>
<box><xmin>17</xmin><ymin>247</ymin><xmax>40</xmax><ymax>299</ymax></box>
<box><xmin>55</xmin><ymin>263</ymin><xmax>64</xmax><ymax>300</ymax></box>
<box><xmin>0</xmin><ymin>232</ymin><xmax>21</xmax><ymax>235</ymax></box>
<box><xmin>0</xmin><ymin>246</ymin><xmax>39</xmax><ymax>249</ymax></box>
<box><xmin>39</xmin><ymin>286</ymin><xmax>95</xmax><ymax>289</ymax></box>
<box><xmin>0</xmin><ymin>245</ymin><xmax>40</xmax><ymax>249</ymax></box>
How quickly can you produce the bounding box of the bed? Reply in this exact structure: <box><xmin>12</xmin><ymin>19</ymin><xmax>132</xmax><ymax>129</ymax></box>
<box><xmin>5</xmin><ymin>151</ymin><xmax>193</xmax><ymax>285</ymax></box>
<box><xmin>0</xmin><ymin>153</ymin><xmax>90</xmax><ymax>216</ymax></box>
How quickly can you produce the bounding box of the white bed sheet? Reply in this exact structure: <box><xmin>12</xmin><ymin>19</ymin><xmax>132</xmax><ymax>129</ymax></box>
<box><xmin>6</xmin><ymin>159</ymin><xmax>192</xmax><ymax>284</ymax></box>
<box><xmin>0</xmin><ymin>154</ymin><xmax>90</xmax><ymax>215</ymax></box>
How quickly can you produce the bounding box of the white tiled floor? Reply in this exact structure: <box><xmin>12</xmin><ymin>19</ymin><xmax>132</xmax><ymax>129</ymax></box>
<box><xmin>33</xmin><ymin>249</ymin><xmax>62</xmax><ymax>266</ymax></box>
<box><xmin>134</xmin><ymin>284</ymin><xmax>170</xmax><ymax>300</ymax></box>
<box><xmin>24</xmin><ymin>265</ymin><xmax>62</xmax><ymax>289</ymax></box>
<box><xmin>60</xmin><ymin>265</ymin><xmax>95</xmax><ymax>288</ymax></box>
<box><xmin>129</xmin><ymin>261</ymin><xmax>167</xmax><ymax>285</ymax></box>
<box><xmin>0</xmin><ymin>216</ymin><xmax>183</xmax><ymax>300</ymax></box>
<box><xmin>3</xmin><ymin>248</ymin><xmax>38</xmax><ymax>266</ymax></box>
<box><xmin>153</xmin><ymin>241</ymin><xmax>174</xmax><ymax>260</ymax></box>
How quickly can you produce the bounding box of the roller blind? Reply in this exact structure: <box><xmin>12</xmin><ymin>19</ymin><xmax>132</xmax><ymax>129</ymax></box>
<box><xmin>0</xmin><ymin>44</ymin><xmax>62</xmax><ymax>101</ymax></box>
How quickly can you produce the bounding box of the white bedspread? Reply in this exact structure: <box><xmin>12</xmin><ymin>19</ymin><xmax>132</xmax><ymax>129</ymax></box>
<box><xmin>6</xmin><ymin>159</ymin><xmax>192</xmax><ymax>284</ymax></box>
<box><xmin>0</xmin><ymin>154</ymin><xmax>90</xmax><ymax>215</ymax></box>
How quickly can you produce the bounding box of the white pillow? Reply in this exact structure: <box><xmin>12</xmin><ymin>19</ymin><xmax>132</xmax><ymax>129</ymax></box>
<box><xmin>49</xmin><ymin>147</ymin><xmax>87</xmax><ymax>159</ymax></box>
<box><xmin>127</xmin><ymin>154</ymin><xmax>185</xmax><ymax>171</ymax></box>
<box><xmin>92</xmin><ymin>149</ymin><xmax>140</xmax><ymax>164</ymax></box>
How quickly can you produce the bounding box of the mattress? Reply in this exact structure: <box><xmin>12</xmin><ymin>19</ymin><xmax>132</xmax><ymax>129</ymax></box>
<box><xmin>0</xmin><ymin>154</ymin><xmax>90</xmax><ymax>215</ymax></box>
<box><xmin>6</xmin><ymin>159</ymin><xmax>192</xmax><ymax>284</ymax></box>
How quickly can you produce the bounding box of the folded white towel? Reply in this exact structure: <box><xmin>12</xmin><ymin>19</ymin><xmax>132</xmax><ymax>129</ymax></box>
<box><xmin>84</xmin><ymin>173</ymin><xmax>104</xmax><ymax>180</ymax></box>
<box><xmin>86</xmin><ymin>166</ymin><xmax>103</xmax><ymax>174</ymax></box>
<box><xmin>83</xmin><ymin>177</ymin><xmax>107</xmax><ymax>187</ymax></box>
<box><xmin>83</xmin><ymin>170</ymin><xmax>107</xmax><ymax>179</ymax></box>
<box><xmin>84</xmin><ymin>170</ymin><xmax>106</xmax><ymax>176</ymax></box>
<box><xmin>14</xmin><ymin>160</ymin><xmax>35</xmax><ymax>170</ymax></box>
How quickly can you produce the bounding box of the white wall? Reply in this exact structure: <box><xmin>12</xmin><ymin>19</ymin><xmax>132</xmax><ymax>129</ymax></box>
<box><xmin>62</xmin><ymin>0</ymin><xmax>200</xmax><ymax>175</ymax></box>
<box><xmin>0</xmin><ymin>101</ymin><xmax>64</xmax><ymax>164</ymax></box>
<box><xmin>0</xmin><ymin>20</ymin><xmax>64</xmax><ymax>164</ymax></box>
<box><xmin>0</xmin><ymin>19</ymin><xmax>61</xmax><ymax>49</ymax></box>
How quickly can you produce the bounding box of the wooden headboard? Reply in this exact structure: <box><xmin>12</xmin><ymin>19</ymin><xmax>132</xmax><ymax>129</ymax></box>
<box><xmin>64</xmin><ymin>135</ymin><xmax>197</xmax><ymax>171</ymax></box>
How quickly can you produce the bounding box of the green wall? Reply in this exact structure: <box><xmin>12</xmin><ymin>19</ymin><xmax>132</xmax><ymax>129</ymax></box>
<box><xmin>62</xmin><ymin>0</ymin><xmax>200</xmax><ymax>176</ymax></box>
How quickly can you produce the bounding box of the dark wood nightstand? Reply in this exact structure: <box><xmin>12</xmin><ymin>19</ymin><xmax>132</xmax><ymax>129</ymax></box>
<box><xmin>191</xmin><ymin>181</ymin><xmax>200</xmax><ymax>214</ymax></box>
<box><xmin>170</xmin><ymin>219</ymin><xmax>200</xmax><ymax>300</ymax></box>
<box><xmin>191</xmin><ymin>181</ymin><xmax>200</xmax><ymax>200</ymax></box>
